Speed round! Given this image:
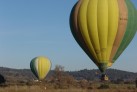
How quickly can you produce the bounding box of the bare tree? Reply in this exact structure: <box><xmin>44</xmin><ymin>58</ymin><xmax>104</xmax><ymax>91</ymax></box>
<box><xmin>54</xmin><ymin>65</ymin><xmax>64</xmax><ymax>81</ymax></box>
<box><xmin>51</xmin><ymin>65</ymin><xmax>75</xmax><ymax>89</ymax></box>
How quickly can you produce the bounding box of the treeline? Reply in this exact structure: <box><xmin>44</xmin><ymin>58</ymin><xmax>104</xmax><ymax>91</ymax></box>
<box><xmin>68</xmin><ymin>69</ymin><xmax>137</xmax><ymax>81</ymax></box>
<box><xmin>0</xmin><ymin>66</ymin><xmax>137</xmax><ymax>87</ymax></box>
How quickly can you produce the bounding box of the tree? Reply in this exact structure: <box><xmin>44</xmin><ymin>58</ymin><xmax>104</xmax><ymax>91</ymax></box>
<box><xmin>54</xmin><ymin>65</ymin><xmax>64</xmax><ymax>81</ymax></box>
<box><xmin>51</xmin><ymin>65</ymin><xmax>75</xmax><ymax>89</ymax></box>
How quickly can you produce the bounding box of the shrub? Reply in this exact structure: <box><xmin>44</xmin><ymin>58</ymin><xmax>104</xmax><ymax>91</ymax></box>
<box><xmin>0</xmin><ymin>74</ymin><xmax>6</xmax><ymax>84</ymax></box>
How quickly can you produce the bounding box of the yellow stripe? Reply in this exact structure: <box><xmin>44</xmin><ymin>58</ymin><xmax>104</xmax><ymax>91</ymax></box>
<box><xmin>37</xmin><ymin>57</ymin><xmax>51</xmax><ymax>80</ymax></box>
<box><xmin>97</xmin><ymin>0</ymin><xmax>108</xmax><ymax>62</ymax></box>
<box><xmin>41</xmin><ymin>57</ymin><xmax>45</xmax><ymax>79</ymax></box>
<box><xmin>87</xmin><ymin>0</ymin><xmax>102</xmax><ymax>62</ymax></box>
<box><xmin>78</xmin><ymin>0</ymin><xmax>99</xmax><ymax>61</ymax></box>
<box><xmin>106</xmin><ymin>0</ymin><xmax>119</xmax><ymax>61</ymax></box>
<box><xmin>38</xmin><ymin>57</ymin><xmax>42</xmax><ymax>79</ymax></box>
<box><xmin>44</xmin><ymin>58</ymin><xmax>51</xmax><ymax>78</ymax></box>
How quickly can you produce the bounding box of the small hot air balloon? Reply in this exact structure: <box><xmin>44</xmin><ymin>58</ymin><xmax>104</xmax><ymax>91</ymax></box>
<box><xmin>70</xmin><ymin>0</ymin><xmax>137</xmax><ymax>75</ymax></box>
<box><xmin>30</xmin><ymin>56</ymin><xmax>51</xmax><ymax>80</ymax></box>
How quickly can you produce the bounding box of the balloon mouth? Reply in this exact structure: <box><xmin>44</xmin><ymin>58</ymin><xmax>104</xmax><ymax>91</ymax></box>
<box><xmin>107</xmin><ymin>62</ymin><xmax>113</xmax><ymax>67</ymax></box>
<box><xmin>98</xmin><ymin>63</ymin><xmax>109</xmax><ymax>73</ymax></box>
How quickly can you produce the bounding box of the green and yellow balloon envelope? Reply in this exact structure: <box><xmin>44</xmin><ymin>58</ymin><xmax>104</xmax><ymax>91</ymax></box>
<box><xmin>30</xmin><ymin>56</ymin><xmax>51</xmax><ymax>80</ymax></box>
<box><xmin>70</xmin><ymin>0</ymin><xmax>137</xmax><ymax>73</ymax></box>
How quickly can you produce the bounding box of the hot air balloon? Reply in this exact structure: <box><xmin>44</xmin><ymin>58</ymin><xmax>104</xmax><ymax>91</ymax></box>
<box><xmin>70</xmin><ymin>0</ymin><xmax>137</xmax><ymax>75</ymax></box>
<box><xmin>30</xmin><ymin>56</ymin><xmax>51</xmax><ymax>80</ymax></box>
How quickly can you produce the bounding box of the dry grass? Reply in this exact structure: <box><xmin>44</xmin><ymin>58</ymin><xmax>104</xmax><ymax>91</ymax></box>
<box><xmin>0</xmin><ymin>84</ymin><xmax>137</xmax><ymax>92</ymax></box>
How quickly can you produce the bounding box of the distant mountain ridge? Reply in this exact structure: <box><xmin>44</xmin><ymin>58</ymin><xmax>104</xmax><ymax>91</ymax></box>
<box><xmin>0</xmin><ymin>67</ymin><xmax>137</xmax><ymax>83</ymax></box>
<box><xmin>68</xmin><ymin>69</ymin><xmax>137</xmax><ymax>81</ymax></box>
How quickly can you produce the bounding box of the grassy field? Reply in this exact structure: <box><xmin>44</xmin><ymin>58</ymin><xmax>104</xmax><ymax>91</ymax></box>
<box><xmin>0</xmin><ymin>84</ymin><xmax>137</xmax><ymax>92</ymax></box>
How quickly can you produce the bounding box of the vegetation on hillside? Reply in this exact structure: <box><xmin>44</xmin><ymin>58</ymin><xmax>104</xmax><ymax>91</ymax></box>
<box><xmin>0</xmin><ymin>66</ymin><xmax>137</xmax><ymax>90</ymax></box>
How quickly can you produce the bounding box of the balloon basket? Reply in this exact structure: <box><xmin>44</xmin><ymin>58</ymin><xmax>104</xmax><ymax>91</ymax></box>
<box><xmin>100</xmin><ymin>73</ymin><xmax>109</xmax><ymax>81</ymax></box>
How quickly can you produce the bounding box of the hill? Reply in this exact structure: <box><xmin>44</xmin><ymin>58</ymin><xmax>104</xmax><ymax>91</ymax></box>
<box><xmin>68</xmin><ymin>69</ymin><xmax>137</xmax><ymax>81</ymax></box>
<box><xmin>0</xmin><ymin>67</ymin><xmax>137</xmax><ymax>84</ymax></box>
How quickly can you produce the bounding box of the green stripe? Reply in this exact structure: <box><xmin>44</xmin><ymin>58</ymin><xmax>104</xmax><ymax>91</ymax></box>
<box><xmin>30</xmin><ymin>58</ymin><xmax>39</xmax><ymax>79</ymax></box>
<box><xmin>98</xmin><ymin>63</ymin><xmax>108</xmax><ymax>73</ymax></box>
<box><xmin>113</xmin><ymin>0</ymin><xmax>137</xmax><ymax>61</ymax></box>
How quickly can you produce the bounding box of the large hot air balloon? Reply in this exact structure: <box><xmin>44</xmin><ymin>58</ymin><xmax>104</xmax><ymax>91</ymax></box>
<box><xmin>70</xmin><ymin>0</ymin><xmax>137</xmax><ymax>73</ymax></box>
<box><xmin>30</xmin><ymin>56</ymin><xmax>51</xmax><ymax>80</ymax></box>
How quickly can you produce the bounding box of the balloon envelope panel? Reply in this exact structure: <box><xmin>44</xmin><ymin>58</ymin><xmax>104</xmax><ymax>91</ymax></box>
<box><xmin>70</xmin><ymin>0</ymin><xmax>137</xmax><ymax>72</ymax></box>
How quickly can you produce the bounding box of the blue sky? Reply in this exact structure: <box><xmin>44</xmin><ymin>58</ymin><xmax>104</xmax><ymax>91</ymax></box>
<box><xmin>0</xmin><ymin>0</ymin><xmax>137</xmax><ymax>72</ymax></box>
